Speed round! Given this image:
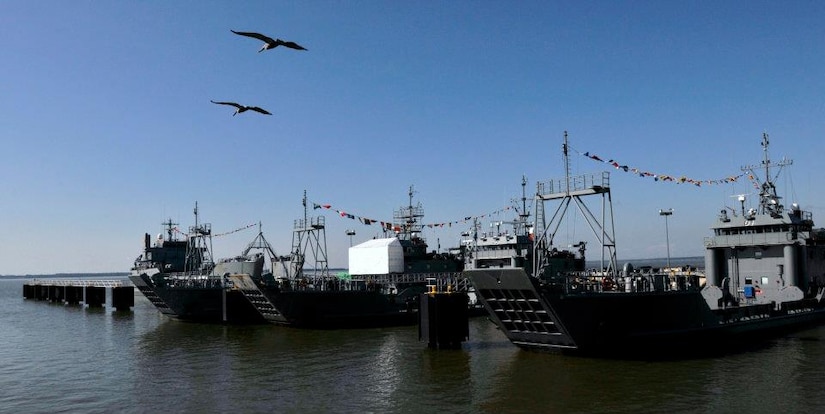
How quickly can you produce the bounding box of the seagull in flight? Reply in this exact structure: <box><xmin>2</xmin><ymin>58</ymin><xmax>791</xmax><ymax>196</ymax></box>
<box><xmin>210</xmin><ymin>100</ymin><xmax>272</xmax><ymax>116</ymax></box>
<box><xmin>230</xmin><ymin>30</ymin><xmax>308</xmax><ymax>52</ymax></box>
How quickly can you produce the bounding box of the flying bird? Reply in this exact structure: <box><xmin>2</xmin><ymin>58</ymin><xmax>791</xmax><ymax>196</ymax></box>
<box><xmin>210</xmin><ymin>100</ymin><xmax>272</xmax><ymax>116</ymax></box>
<box><xmin>230</xmin><ymin>30</ymin><xmax>308</xmax><ymax>52</ymax></box>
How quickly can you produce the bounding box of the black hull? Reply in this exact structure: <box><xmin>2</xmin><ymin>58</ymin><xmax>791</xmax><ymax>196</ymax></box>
<box><xmin>131</xmin><ymin>275</ymin><xmax>420</xmax><ymax>328</ymax></box>
<box><xmin>162</xmin><ymin>289</ymin><xmax>265</xmax><ymax>324</ymax></box>
<box><xmin>467</xmin><ymin>268</ymin><xmax>825</xmax><ymax>357</ymax></box>
<box><xmin>263</xmin><ymin>289</ymin><xmax>418</xmax><ymax>329</ymax></box>
<box><xmin>130</xmin><ymin>275</ymin><xmax>265</xmax><ymax>324</ymax></box>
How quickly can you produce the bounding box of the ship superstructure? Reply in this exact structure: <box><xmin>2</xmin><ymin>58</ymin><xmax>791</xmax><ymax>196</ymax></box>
<box><xmin>466</xmin><ymin>133</ymin><xmax>825</xmax><ymax>356</ymax></box>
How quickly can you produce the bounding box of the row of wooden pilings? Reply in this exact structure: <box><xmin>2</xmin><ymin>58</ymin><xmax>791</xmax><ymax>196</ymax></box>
<box><xmin>23</xmin><ymin>280</ymin><xmax>135</xmax><ymax>311</ymax></box>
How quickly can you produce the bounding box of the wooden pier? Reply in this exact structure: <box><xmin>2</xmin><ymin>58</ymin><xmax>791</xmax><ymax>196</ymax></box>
<box><xmin>23</xmin><ymin>279</ymin><xmax>135</xmax><ymax>311</ymax></box>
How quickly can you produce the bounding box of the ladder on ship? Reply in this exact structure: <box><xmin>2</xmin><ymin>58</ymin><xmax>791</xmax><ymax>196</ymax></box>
<box><xmin>229</xmin><ymin>274</ymin><xmax>282</xmax><ymax>321</ymax></box>
<box><xmin>134</xmin><ymin>284</ymin><xmax>173</xmax><ymax>313</ymax></box>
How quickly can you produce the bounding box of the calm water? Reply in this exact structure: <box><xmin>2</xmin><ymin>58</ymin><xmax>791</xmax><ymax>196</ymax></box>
<box><xmin>2</xmin><ymin>277</ymin><xmax>825</xmax><ymax>414</ymax></box>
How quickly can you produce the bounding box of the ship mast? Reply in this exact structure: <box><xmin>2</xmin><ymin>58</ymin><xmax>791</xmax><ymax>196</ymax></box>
<box><xmin>408</xmin><ymin>184</ymin><xmax>415</xmax><ymax>238</ymax></box>
<box><xmin>533</xmin><ymin>132</ymin><xmax>617</xmax><ymax>278</ymax></box>
<box><xmin>563</xmin><ymin>131</ymin><xmax>571</xmax><ymax>195</ymax></box>
<box><xmin>509</xmin><ymin>175</ymin><xmax>531</xmax><ymax>236</ymax></box>
<box><xmin>394</xmin><ymin>185</ymin><xmax>424</xmax><ymax>242</ymax></box>
<box><xmin>290</xmin><ymin>191</ymin><xmax>329</xmax><ymax>283</ymax></box>
<box><xmin>161</xmin><ymin>218</ymin><xmax>178</xmax><ymax>242</ymax></box>
<box><xmin>184</xmin><ymin>201</ymin><xmax>213</xmax><ymax>274</ymax></box>
<box><xmin>741</xmin><ymin>132</ymin><xmax>792</xmax><ymax>216</ymax></box>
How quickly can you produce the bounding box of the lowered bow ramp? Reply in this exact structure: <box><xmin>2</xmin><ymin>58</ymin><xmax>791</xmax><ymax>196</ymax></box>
<box><xmin>129</xmin><ymin>274</ymin><xmax>175</xmax><ymax>315</ymax></box>
<box><xmin>229</xmin><ymin>274</ymin><xmax>285</xmax><ymax>322</ymax></box>
<box><xmin>467</xmin><ymin>268</ymin><xmax>578</xmax><ymax>350</ymax></box>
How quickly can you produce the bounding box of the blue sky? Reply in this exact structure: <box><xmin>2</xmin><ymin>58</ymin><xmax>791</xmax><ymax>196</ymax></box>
<box><xmin>1</xmin><ymin>1</ymin><xmax>823</xmax><ymax>275</ymax></box>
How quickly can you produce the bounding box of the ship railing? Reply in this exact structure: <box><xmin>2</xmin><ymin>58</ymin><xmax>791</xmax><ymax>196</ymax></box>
<box><xmin>475</xmin><ymin>250</ymin><xmax>522</xmax><ymax>260</ymax></box>
<box><xmin>555</xmin><ymin>271</ymin><xmax>703</xmax><ymax>294</ymax></box>
<box><xmin>162</xmin><ymin>272</ymin><xmax>230</xmax><ymax>289</ymax></box>
<box><xmin>294</xmin><ymin>216</ymin><xmax>325</xmax><ymax>231</ymax></box>
<box><xmin>294</xmin><ymin>272</ymin><xmax>467</xmax><ymax>292</ymax></box>
<box><xmin>272</xmin><ymin>272</ymin><xmax>470</xmax><ymax>293</ymax></box>
<box><xmin>536</xmin><ymin>171</ymin><xmax>610</xmax><ymax>198</ymax></box>
<box><xmin>424</xmin><ymin>273</ymin><xmax>473</xmax><ymax>293</ymax></box>
<box><xmin>165</xmin><ymin>270</ymin><xmax>226</xmax><ymax>279</ymax></box>
<box><xmin>349</xmin><ymin>272</ymin><xmax>463</xmax><ymax>285</ymax></box>
<box><xmin>704</xmin><ymin>231</ymin><xmax>802</xmax><ymax>248</ymax></box>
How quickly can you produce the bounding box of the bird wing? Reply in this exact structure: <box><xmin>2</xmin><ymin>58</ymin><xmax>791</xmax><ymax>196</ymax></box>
<box><xmin>277</xmin><ymin>40</ymin><xmax>307</xmax><ymax>51</ymax></box>
<box><xmin>211</xmin><ymin>100</ymin><xmax>243</xmax><ymax>109</ymax></box>
<box><xmin>248</xmin><ymin>106</ymin><xmax>272</xmax><ymax>115</ymax></box>
<box><xmin>231</xmin><ymin>30</ymin><xmax>276</xmax><ymax>44</ymax></box>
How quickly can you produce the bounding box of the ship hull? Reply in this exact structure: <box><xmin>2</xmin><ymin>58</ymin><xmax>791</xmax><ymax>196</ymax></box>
<box><xmin>131</xmin><ymin>274</ymin><xmax>423</xmax><ymax>328</ymax></box>
<box><xmin>130</xmin><ymin>275</ymin><xmax>266</xmax><ymax>324</ymax></box>
<box><xmin>467</xmin><ymin>268</ymin><xmax>825</xmax><ymax>357</ymax></box>
<box><xmin>263</xmin><ymin>289</ymin><xmax>418</xmax><ymax>329</ymax></box>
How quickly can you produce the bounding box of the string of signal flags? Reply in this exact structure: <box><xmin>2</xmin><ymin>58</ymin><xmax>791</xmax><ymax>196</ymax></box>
<box><xmin>571</xmin><ymin>146</ymin><xmax>751</xmax><ymax>187</ymax></box>
<box><xmin>307</xmin><ymin>140</ymin><xmax>762</xmax><ymax>231</ymax></box>
<box><xmin>310</xmin><ymin>201</ymin><xmax>513</xmax><ymax>232</ymax></box>
<box><xmin>170</xmin><ymin>222</ymin><xmax>259</xmax><ymax>238</ymax></box>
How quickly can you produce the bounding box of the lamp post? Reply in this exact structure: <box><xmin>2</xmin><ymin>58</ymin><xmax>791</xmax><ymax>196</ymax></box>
<box><xmin>658</xmin><ymin>209</ymin><xmax>673</xmax><ymax>269</ymax></box>
<box><xmin>346</xmin><ymin>229</ymin><xmax>356</xmax><ymax>246</ymax></box>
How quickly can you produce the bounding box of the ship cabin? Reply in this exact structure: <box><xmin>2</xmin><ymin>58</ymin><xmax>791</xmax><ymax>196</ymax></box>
<box><xmin>398</xmin><ymin>236</ymin><xmax>463</xmax><ymax>273</ymax></box>
<box><xmin>132</xmin><ymin>233</ymin><xmax>188</xmax><ymax>275</ymax></box>
<box><xmin>465</xmin><ymin>232</ymin><xmax>533</xmax><ymax>270</ymax></box>
<box><xmin>703</xmin><ymin>200</ymin><xmax>825</xmax><ymax>310</ymax></box>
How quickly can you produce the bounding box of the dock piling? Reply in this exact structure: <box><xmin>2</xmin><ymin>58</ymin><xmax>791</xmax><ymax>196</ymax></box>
<box><xmin>112</xmin><ymin>286</ymin><xmax>135</xmax><ymax>311</ymax></box>
<box><xmin>23</xmin><ymin>279</ymin><xmax>134</xmax><ymax>311</ymax></box>
<box><xmin>85</xmin><ymin>286</ymin><xmax>106</xmax><ymax>308</ymax></box>
<box><xmin>419</xmin><ymin>291</ymin><xmax>470</xmax><ymax>349</ymax></box>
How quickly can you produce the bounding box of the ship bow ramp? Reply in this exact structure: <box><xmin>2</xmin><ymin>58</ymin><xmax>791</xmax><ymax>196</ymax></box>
<box><xmin>466</xmin><ymin>268</ymin><xmax>578</xmax><ymax>351</ymax></box>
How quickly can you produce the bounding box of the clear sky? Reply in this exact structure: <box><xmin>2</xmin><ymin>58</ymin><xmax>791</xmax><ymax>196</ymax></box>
<box><xmin>1</xmin><ymin>1</ymin><xmax>823</xmax><ymax>275</ymax></box>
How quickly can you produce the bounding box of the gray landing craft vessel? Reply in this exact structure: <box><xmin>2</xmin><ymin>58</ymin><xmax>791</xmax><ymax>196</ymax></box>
<box><xmin>131</xmin><ymin>190</ymin><xmax>467</xmax><ymax>328</ymax></box>
<box><xmin>129</xmin><ymin>205</ymin><xmax>269</xmax><ymax>324</ymax></box>
<box><xmin>466</xmin><ymin>133</ymin><xmax>825</xmax><ymax>356</ymax></box>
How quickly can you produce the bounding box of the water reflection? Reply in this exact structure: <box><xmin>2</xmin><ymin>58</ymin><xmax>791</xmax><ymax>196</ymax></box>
<box><xmin>132</xmin><ymin>317</ymin><xmax>523</xmax><ymax>413</ymax></box>
<box><xmin>8</xmin><ymin>276</ymin><xmax>825</xmax><ymax>414</ymax></box>
<box><xmin>477</xmin><ymin>327</ymin><xmax>825</xmax><ymax>414</ymax></box>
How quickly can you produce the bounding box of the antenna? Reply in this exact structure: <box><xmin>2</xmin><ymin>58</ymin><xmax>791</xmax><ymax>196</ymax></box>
<box><xmin>520</xmin><ymin>175</ymin><xmax>530</xmax><ymax>226</ymax></box>
<box><xmin>508</xmin><ymin>175</ymin><xmax>532</xmax><ymax>236</ymax></box>
<box><xmin>730</xmin><ymin>194</ymin><xmax>749</xmax><ymax>217</ymax></box>
<box><xmin>302</xmin><ymin>189</ymin><xmax>308</xmax><ymax>225</ymax></box>
<box><xmin>161</xmin><ymin>218</ymin><xmax>178</xmax><ymax>241</ymax></box>
<box><xmin>563</xmin><ymin>131</ymin><xmax>570</xmax><ymax>195</ymax></box>
<box><xmin>740</xmin><ymin>133</ymin><xmax>792</xmax><ymax>216</ymax></box>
